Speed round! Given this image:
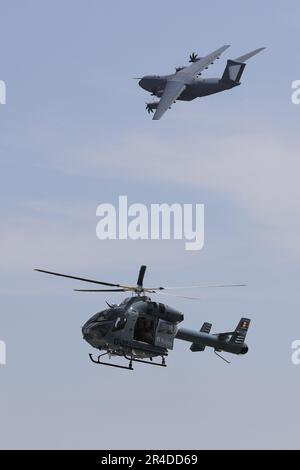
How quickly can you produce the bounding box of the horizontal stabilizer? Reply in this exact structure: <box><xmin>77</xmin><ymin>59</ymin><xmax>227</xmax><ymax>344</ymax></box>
<box><xmin>235</xmin><ymin>47</ymin><xmax>265</xmax><ymax>63</ymax></box>
<box><xmin>200</xmin><ymin>322</ymin><xmax>212</xmax><ymax>334</ymax></box>
<box><xmin>190</xmin><ymin>322</ymin><xmax>212</xmax><ymax>352</ymax></box>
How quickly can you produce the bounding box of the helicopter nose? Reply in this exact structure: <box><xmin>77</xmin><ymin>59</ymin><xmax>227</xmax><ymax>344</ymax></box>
<box><xmin>82</xmin><ymin>321</ymin><xmax>112</xmax><ymax>342</ymax></box>
<box><xmin>82</xmin><ymin>326</ymin><xmax>91</xmax><ymax>341</ymax></box>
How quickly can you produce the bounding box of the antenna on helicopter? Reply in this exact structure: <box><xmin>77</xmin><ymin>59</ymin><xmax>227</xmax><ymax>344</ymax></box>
<box><xmin>214</xmin><ymin>350</ymin><xmax>231</xmax><ymax>364</ymax></box>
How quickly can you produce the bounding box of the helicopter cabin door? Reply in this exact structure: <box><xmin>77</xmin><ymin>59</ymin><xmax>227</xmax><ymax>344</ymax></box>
<box><xmin>133</xmin><ymin>315</ymin><xmax>156</xmax><ymax>345</ymax></box>
<box><xmin>154</xmin><ymin>320</ymin><xmax>176</xmax><ymax>350</ymax></box>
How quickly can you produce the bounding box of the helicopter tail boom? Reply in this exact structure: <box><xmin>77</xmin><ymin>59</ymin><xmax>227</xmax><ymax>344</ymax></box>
<box><xmin>176</xmin><ymin>317</ymin><xmax>250</xmax><ymax>356</ymax></box>
<box><xmin>190</xmin><ymin>322</ymin><xmax>212</xmax><ymax>352</ymax></box>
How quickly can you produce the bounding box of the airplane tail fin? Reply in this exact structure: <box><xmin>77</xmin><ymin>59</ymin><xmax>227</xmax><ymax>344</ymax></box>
<box><xmin>221</xmin><ymin>60</ymin><xmax>246</xmax><ymax>84</ymax></box>
<box><xmin>221</xmin><ymin>47</ymin><xmax>265</xmax><ymax>85</ymax></box>
<box><xmin>229</xmin><ymin>318</ymin><xmax>251</xmax><ymax>349</ymax></box>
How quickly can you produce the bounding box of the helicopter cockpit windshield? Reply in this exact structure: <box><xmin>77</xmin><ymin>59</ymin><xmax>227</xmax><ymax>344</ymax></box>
<box><xmin>88</xmin><ymin>310</ymin><xmax>110</xmax><ymax>323</ymax></box>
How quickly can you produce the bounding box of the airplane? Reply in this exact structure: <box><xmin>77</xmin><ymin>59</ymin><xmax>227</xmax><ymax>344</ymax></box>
<box><xmin>35</xmin><ymin>265</ymin><xmax>250</xmax><ymax>370</ymax></box>
<box><xmin>137</xmin><ymin>45</ymin><xmax>265</xmax><ymax>120</ymax></box>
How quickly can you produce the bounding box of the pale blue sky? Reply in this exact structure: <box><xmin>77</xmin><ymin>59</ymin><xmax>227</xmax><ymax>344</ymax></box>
<box><xmin>0</xmin><ymin>0</ymin><xmax>300</xmax><ymax>449</ymax></box>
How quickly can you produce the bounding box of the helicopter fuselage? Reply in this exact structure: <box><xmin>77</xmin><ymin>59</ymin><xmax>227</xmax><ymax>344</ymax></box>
<box><xmin>82</xmin><ymin>296</ymin><xmax>183</xmax><ymax>359</ymax></box>
<box><xmin>82</xmin><ymin>295</ymin><xmax>249</xmax><ymax>365</ymax></box>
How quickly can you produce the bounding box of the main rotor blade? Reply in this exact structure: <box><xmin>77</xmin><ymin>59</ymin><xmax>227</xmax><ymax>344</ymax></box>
<box><xmin>153</xmin><ymin>291</ymin><xmax>203</xmax><ymax>300</ymax></box>
<box><xmin>74</xmin><ymin>288</ymin><xmax>129</xmax><ymax>292</ymax></box>
<box><xmin>157</xmin><ymin>284</ymin><xmax>246</xmax><ymax>290</ymax></box>
<box><xmin>137</xmin><ymin>265</ymin><xmax>147</xmax><ymax>287</ymax></box>
<box><xmin>34</xmin><ymin>269</ymin><xmax>123</xmax><ymax>287</ymax></box>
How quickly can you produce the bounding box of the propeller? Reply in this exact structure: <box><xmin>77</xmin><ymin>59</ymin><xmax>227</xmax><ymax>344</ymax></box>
<box><xmin>189</xmin><ymin>52</ymin><xmax>201</xmax><ymax>63</ymax></box>
<box><xmin>35</xmin><ymin>266</ymin><xmax>246</xmax><ymax>297</ymax></box>
<box><xmin>145</xmin><ymin>102</ymin><xmax>159</xmax><ymax>114</ymax></box>
<box><xmin>146</xmin><ymin>103</ymin><xmax>154</xmax><ymax>114</ymax></box>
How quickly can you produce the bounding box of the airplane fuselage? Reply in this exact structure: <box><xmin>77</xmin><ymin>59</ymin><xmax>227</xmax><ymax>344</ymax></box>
<box><xmin>139</xmin><ymin>74</ymin><xmax>238</xmax><ymax>102</ymax></box>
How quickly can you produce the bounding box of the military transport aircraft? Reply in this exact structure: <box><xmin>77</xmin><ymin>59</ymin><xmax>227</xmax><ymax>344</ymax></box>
<box><xmin>137</xmin><ymin>45</ymin><xmax>265</xmax><ymax>120</ymax></box>
<box><xmin>35</xmin><ymin>265</ymin><xmax>250</xmax><ymax>370</ymax></box>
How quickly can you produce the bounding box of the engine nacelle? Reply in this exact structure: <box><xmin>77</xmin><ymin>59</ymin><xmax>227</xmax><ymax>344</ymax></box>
<box><xmin>175</xmin><ymin>66</ymin><xmax>186</xmax><ymax>72</ymax></box>
<box><xmin>134</xmin><ymin>300</ymin><xmax>184</xmax><ymax>323</ymax></box>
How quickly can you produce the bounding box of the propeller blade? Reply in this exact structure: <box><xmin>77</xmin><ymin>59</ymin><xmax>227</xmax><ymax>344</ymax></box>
<box><xmin>146</xmin><ymin>104</ymin><xmax>154</xmax><ymax>114</ymax></box>
<box><xmin>34</xmin><ymin>269</ymin><xmax>123</xmax><ymax>288</ymax></box>
<box><xmin>137</xmin><ymin>265</ymin><xmax>147</xmax><ymax>287</ymax></box>
<box><xmin>147</xmin><ymin>284</ymin><xmax>246</xmax><ymax>290</ymax></box>
<box><xmin>74</xmin><ymin>288</ymin><xmax>129</xmax><ymax>292</ymax></box>
<box><xmin>158</xmin><ymin>284</ymin><xmax>247</xmax><ymax>290</ymax></box>
<box><xmin>154</xmin><ymin>291</ymin><xmax>203</xmax><ymax>300</ymax></box>
<box><xmin>189</xmin><ymin>52</ymin><xmax>199</xmax><ymax>63</ymax></box>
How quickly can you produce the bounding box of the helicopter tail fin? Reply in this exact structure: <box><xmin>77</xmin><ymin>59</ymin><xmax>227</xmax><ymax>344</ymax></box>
<box><xmin>229</xmin><ymin>318</ymin><xmax>251</xmax><ymax>346</ymax></box>
<box><xmin>190</xmin><ymin>322</ymin><xmax>212</xmax><ymax>352</ymax></box>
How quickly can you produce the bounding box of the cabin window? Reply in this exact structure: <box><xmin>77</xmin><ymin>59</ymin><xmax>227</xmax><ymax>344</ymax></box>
<box><xmin>158</xmin><ymin>321</ymin><xmax>175</xmax><ymax>335</ymax></box>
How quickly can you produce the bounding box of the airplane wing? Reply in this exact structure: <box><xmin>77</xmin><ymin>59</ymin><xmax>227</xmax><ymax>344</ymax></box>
<box><xmin>152</xmin><ymin>80</ymin><xmax>186</xmax><ymax>120</ymax></box>
<box><xmin>177</xmin><ymin>45</ymin><xmax>231</xmax><ymax>79</ymax></box>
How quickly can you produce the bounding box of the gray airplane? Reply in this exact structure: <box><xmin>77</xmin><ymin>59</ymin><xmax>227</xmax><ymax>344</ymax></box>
<box><xmin>138</xmin><ymin>45</ymin><xmax>265</xmax><ymax>120</ymax></box>
<box><xmin>35</xmin><ymin>265</ymin><xmax>250</xmax><ymax>370</ymax></box>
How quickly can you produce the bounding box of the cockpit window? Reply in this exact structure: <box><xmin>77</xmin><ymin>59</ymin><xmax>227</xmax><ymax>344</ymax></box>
<box><xmin>88</xmin><ymin>310</ymin><xmax>109</xmax><ymax>323</ymax></box>
<box><xmin>96</xmin><ymin>314</ymin><xmax>107</xmax><ymax>322</ymax></box>
<box><xmin>119</xmin><ymin>297</ymin><xmax>132</xmax><ymax>306</ymax></box>
<box><xmin>87</xmin><ymin>307</ymin><xmax>126</xmax><ymax>326</ymax></box>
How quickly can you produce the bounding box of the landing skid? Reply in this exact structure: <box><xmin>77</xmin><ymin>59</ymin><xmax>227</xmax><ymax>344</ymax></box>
<box><xmin>89</xmin><ymin>353</ymin><xmax>133</xmax><ymax>370</ymax></box>
<box><xmin>88</xmin><ymin>352</ymin><xmax>167</xmax><ymax>370</ymax></box>
<box><xmin>124</xmin><ymin>354</ymin><xmax>167</xmax><ymax>367</ymax></box>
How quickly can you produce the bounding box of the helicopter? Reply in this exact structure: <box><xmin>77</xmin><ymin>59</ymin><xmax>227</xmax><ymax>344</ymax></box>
<box><xmin>35</xmin><ymin>265</ymin><xmax>251</xmax><ymax>370</ymax></box>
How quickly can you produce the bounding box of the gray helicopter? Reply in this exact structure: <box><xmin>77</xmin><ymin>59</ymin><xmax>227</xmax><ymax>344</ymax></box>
<box><xmin>138</xmin><ymin>45</ymin><xmax>265</xmax><ymax>119</ymax></box>
<box><xmin>35</xmin><ymin>265</ymin><xmax>250</xmax><ymax>370</ymax></box>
